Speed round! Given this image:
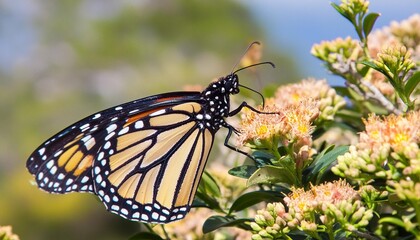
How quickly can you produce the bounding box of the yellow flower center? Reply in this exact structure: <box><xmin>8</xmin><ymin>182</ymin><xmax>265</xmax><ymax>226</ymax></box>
<box><xmin>257</xmin><ymin>125</ymin><xmax>269</xmax><ymax>136</ymax></box>
<box><xmin>292</xmin><ymin>93</ymin><xmax>301</xmax><ymax>103</ymax></box>
<box><xmin>393</xmin><ymin>133</ymin><xmax>409</xmax><ymax>145</ymax></box>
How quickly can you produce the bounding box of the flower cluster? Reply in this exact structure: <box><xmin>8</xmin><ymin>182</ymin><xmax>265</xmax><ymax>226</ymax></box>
<box><xmin>367</xmin><ymin>14</ymin><xmax>420</xmax><ymax>99</ymax></box>
<box><xmin>389</xmin><ymin>14</ymin><xmax>420</xmax><ymax>51</ymax></box>
<box><xmin>368</xmin><ymin>14</ymin><xmax>420</xmax><ymax>59</ymax></box>
<box><xmin>311</xmin><ymin>37</ymin><xmax>363</xmax><ymax>76</ymax></box>
<box><xmin>312</xmin><ymin>11</ymin><xmax>419</xmax><ymax>113</ymax></box>
<box><xmin>250</xmin><ymin>180</ymin><xmax>373</xmax><ymax>239</ymax></box>
<box><xmin>332</xmin><ymin>111</ymin><xmax>420</xmax><ymax>183</ymax></box>
<box><xmin>0</xmin><ymin>226</ymin><xmax>19</xmax><ymax>240</ymax></box>
<box><xmin>238</xmin><ymin>78</ymin><xmax>345</xmax><ymax>167</ymax></box>
<box><xmin>337</xmin><ymin>0</ymin><xmax>369</xmax><ymax>18</ymax></box>
<box><xmin>272</xmin><ymin>78</ymin><xmax>346</xmax><ymax>122</ymax></box>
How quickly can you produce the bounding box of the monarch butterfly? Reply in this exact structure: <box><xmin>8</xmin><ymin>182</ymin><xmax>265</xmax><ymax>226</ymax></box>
<box><xmin>26</xmin><ymin>42</ymin><xmax>274</xmax><ymax>223</ymax></box>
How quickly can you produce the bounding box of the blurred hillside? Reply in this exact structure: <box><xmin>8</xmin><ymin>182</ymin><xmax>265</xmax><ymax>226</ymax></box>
<box><xmin>0</xmin><ymin>0</ymin><xmax>300</xmax><ymax>239</ymax></box>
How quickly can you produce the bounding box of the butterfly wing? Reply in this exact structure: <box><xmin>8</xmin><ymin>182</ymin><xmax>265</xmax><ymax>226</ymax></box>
<box><xmin>26</xmin><ymin>92</ymin><xmax>203</xmax><ymax>195</ymax></box>
<box><xmin>92</xmin><ymin>101</ymin><xmax>214</xmax><ymax>223</ymax></box>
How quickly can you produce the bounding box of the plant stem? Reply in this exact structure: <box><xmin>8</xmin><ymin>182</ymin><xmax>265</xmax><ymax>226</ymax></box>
<box><xmin>360</xmin><ymin>79</ymin><xmax>403</xmax><ymax>114</ymax></box>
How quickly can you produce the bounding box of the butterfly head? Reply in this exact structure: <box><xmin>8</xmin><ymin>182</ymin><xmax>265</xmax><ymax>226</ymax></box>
<box><xmin>225</xmin><ymin>74</ymin><xmax>240</xmax><ymax>94</ymax></box>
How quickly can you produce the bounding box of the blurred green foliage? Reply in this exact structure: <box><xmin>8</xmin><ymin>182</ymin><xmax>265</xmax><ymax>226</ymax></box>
<box><xmin>0</xmin><ymin>0</ymin><xmax>300</xmax><ymax>239</ymax></box>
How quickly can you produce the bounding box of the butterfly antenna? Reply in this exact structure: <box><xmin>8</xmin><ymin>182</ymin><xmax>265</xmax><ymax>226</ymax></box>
<box><xmin>233</xmin><ymin>61</ymin><xmax>275</xmax><ymax>74</ymax></box>
<box><xmin>235</xmin><ymin>61</ymin><xmax>275</xmax><ymax>108</ymax></box>
<box><xmin>230</xmin><ymin>41</ymin><xmax>261</xmax><ymax>74</ymax></box>
<box><xmin>239</xmin><ymin>84</ymin><xmax>266</xmax><ymax>108</ymax></box>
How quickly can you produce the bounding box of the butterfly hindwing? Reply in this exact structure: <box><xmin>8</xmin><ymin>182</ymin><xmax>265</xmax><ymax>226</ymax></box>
<box><xmin>92</xmin><ymin>102</ymin><xmax>214</xmax><ymax>223</ymax></box>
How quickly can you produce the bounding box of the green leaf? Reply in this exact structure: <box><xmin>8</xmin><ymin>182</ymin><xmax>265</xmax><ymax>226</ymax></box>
<box><xmin>202</xmin><ymin>216</ymin><xmax>252</xmax><ymax>234</ymax></box>
<box><xmin>191</xmin><ymin>197</ymin><xmax>210</xmax><ymax>208</ymax></box>
<box><xmin>336</xmin><ymin>109</ymin><xmax>363</xmax><ymax>122</ymax></box>
<box><xmin>307</xmin><ymin>145</ymin><xmax>349</xmax><ymax>184</ymax></box>
<box><xmin>364</xmin><ymin>101</ymin><xmax>388</xmax><ymax>115</ymax></box>
<box><xmin>358</xmin><ymin>64</ymin><xmax>371</xmax><ymax>77</ymax></box>
<box><xmin>361</xmin><ymin>60</ymin><xmax>380</xmax><ymax>71</ymax></box>
<box><xmin>198</xmin><ymin>171</ymin><xmax>221</xmax><ymax>198</ymax></box>
<box><xmin>333</xmin><ymin>86</ymin><xmax>351</xmax><ymax>97</ymax></box>
<box><xmin>228</xmin><ymin>165</ymin><xmax>258</xmax><ymax>179</ymax></box>
<box><xmin>247</xmin><ymin>165</ymin><xmax>295</xmax><ymax>186</ymax></box>
<box><xmin>128</xmin><ymin>232</ymin><xmax>164</xmax><ymax>240</ymax></box>
<box><xmin>228</xmin><ymin>191</ymin><xmax>284</xmax><ymax>214</ymax></box>
<box><xmin>252</xmin><ymin>150</ymin><xmax>276</xmax><ymax>165</ymax></box>
<box><xmin>362</xmin><ymin>12</ymin><xmax>380</xmax><ymax>37</ymax></box>
<box><xmin>404</xmin><ymin>71</ymin><xmax>420</xmax><ymax>97</ymax></box>
<box><xmin>194</xmin><ymin>191</ymin><xmax>222</xmax><ymax>211</ymax></box>
<box><xmin>379</xmin><ymin>217</ymin><xmax>406</xmax><ymax>228</ymax></box>
<box><xmin>361</xmin><ymin>60</ymin><xmax>393</xmax><ymax>81</ymax></box>
<box><xmin>331</xmin><ymin>3</ymin><xmax>352</xmax><ymax>22</ymax></box>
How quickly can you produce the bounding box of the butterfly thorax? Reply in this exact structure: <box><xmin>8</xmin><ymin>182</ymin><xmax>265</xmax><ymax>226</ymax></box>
<box><xmin>198</xmin><ymin>74</ymin><xmax>239</xmax><ymax>131</ymax></box>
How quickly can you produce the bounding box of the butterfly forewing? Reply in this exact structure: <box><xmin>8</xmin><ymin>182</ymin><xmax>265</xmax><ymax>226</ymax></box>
<box><xmin>26</xmin><ymin>92</ymin><xmax>202</xmax><ymax>194</ymax></box>
<box><xmin>26</xmin><ymin>91</ymin><xmax>219</xmax><ymax>223</ymax></box>
<box><xmin>92</xmin><ymin>102</ymin><xmax>214</xmax><ymax>223</ymax></box>
<box><xmin>27</xmin><ymin>114</ymin><xmax>110</xmax><ymax>193</ymax></box>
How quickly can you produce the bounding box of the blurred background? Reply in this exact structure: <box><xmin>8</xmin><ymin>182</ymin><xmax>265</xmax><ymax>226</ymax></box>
<box><xmin>0</xmin><ymin>0</ymin><xmax>417</xmax><ymax>239</ymax></box>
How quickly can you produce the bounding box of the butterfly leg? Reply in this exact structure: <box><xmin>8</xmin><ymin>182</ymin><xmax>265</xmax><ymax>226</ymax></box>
<box><xmin>228</xmin><ymin>101</ymin><xmax>273</xmax><ymax>117</ymax></box>
<box><xmin>222</xmin><ymin>122</ymin><xmax>255</xmax><ymax>161</ymax></box>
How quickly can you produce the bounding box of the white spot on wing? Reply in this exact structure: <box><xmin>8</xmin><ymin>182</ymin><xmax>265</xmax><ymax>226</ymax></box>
<box><xmin>134</xmin><ymin>121</ymin><xmax>144</xmax><ymax>129</ymax></box>
<box><xmin>50</xmin><ymin>166</ymin><xmax>57</xmax><ymax>174</ymax></box>
<box><xmin>106</xmin><ymin>124</ymin><xmax>117</xmax><ymax>133</ymax></box>
<box><xmin>38</xmin><ymin>148</ymin><xmax>46</xmax><ymax>156</ymax></box>
<box><xmin>96</xmin><ymin>175</ymin><xmax>102</xmax><ymax>183</ymax></box>
<box><xmin>81</xmin><ymin>176</ymin><xmax>89</xmax><ymax>183</ymax></box>
<box><xmin>46</xmin><ymin>160</ymin><xmax>54</xmax><ymax>169</ymax></box>
<box><xmin>84</xmin><ymin>137</ymin><xmax>96</xmax><ymax>150</ymax></box>
<box><xmin>118</xmin><ymin>127</ymin><xmax>129</xmax><ymax>135</ymax></box>
<box><xmin>105</xmin><ymin>132</ymin><xmax>115</xmax><ymax>141</ymax></box>
<box><xmin>54</xmin><ymin>150</ymin><xmax>62</xmax><ymax>157</ymax></box>
<box><xmin>92</xmin><ymin>113</ymin><xmax>101</xmax><ymax>120</ymax></box>
<box><xmin>81</xmin><ymin>135</ymin><xmax>91</xmax><ymax>143</ymax></box>
<box><xmin>121</xmin><ymin>208</ymin><xmax>128</xmax><ymax>215</ymax></box>
<box><xmin>66</xmin><ymin>179</ymin><xmax>73</xmax><ymax>186</ymax></box>
<box><xmin>111</xmin><ymin>205</ymin><xmax>120</xmax><ymax>211</ymax></box>
<box><xmin>152</xmin><ymin>212</ymin><xmax>159</xmax><ymax>220</ymax></box>
<box><xmin>150</xmin><ymin>109</ymin><xmax>166</xmax><ymax>117</ymax></box>
<box><xmin>37</xmin><ymin>172</ymin><xmax>44</xmax><ymax>180</ymax></box>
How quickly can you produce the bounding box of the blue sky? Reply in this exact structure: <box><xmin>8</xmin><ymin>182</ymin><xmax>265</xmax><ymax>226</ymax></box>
<box><xmin>244</xmin><ymin>0</ymin><xmax>419</xmax><ymax>83</ymax></box>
